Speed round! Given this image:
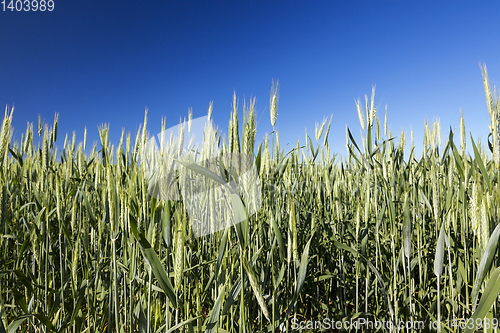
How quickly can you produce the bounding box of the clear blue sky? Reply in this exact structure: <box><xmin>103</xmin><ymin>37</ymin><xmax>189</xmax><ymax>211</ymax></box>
<box><xmin>1</xmin><ymin>0</ymin><xmax>500</xmax><ymax>159</ymax></box>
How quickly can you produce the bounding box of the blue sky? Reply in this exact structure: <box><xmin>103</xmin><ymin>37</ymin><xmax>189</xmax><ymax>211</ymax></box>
<box><xmin>1</xmin><ymin>0</ymin><xmax>499</xmax><ymax>159</ymax></box>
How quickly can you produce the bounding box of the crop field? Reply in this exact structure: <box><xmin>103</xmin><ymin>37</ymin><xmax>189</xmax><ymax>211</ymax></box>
<box><xmin>1</xmin><ymin>66</ymin><xmax>500</xmax><ymax>333</ymax></box>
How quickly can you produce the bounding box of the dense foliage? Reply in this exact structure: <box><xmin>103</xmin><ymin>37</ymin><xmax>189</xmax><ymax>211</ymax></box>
<box><xmin>1</xmin><ymin>67</ymin><xmax>500</xmax><ymax>332</ymax></box>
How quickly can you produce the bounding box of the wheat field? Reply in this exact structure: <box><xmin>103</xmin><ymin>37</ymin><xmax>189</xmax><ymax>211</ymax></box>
<box><xmin>0</xmin><ymin>65</ymin><xmax>500</xmax><ymax>332</ymax></box>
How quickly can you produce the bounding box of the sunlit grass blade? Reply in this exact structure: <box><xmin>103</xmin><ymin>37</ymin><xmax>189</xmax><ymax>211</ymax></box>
<box><xmin>205</xmin><ymin>285</ymin><xmax>226</xmax><ymax>333</ymax></box>
<box><xmin>129</xmin><ymin>212</ymin><xmax>177</xmax><ymax>309</ymax></box>
<box><xmin>465</xmin><ymin>266</ymin><xmax>500</xmax><ymax>333</ymax></box>
<box><xmin>470</xmin><ymin>222</ymin><xmax>500</xmax><ymax>310</ymax></box>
